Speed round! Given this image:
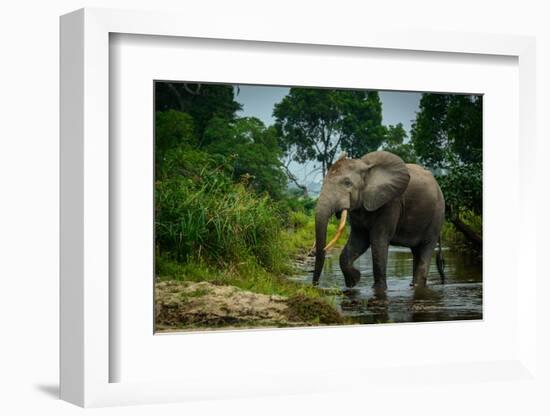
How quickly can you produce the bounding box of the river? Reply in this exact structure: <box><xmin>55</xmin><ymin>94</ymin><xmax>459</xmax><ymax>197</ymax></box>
<box><xmin>291</xmin><ymin>246</ymin><xmax>482</xmax><ymax>324</ymax></box>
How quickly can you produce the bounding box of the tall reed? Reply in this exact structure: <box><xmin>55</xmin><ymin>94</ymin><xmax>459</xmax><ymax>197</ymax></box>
<box><xmin>156</xmin><ymin>150</ymin><xmax>288</xmax><ymax>273</ymax></box>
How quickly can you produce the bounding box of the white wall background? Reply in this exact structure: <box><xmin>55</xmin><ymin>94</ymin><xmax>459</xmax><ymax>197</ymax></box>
<box><xmin>0</xmin><ymin>1</ymin><xmax>548</xmax><ymax>414</ymax></box>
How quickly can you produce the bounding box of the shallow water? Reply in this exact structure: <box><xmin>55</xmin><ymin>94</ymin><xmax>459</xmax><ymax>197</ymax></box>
<box><xmin>290</xmin><ymin>246</ymin><xmax>482</xmax><ymax>324</ymax></box>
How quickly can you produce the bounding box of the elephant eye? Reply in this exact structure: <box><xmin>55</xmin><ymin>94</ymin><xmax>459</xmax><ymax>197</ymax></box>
<box><xmin>343</xmin><ymin>178</ymin><xmax>353</xmax><ymax>187</ymax></box>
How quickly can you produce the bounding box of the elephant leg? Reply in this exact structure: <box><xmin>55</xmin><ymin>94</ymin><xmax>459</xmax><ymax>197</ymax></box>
<box><xmin>410</xmin><ymin>247</ymin><xmax>420</xmax><ymax>287</ymax></box>
<box><xmin>371</xmin><ymin>239</ymin><xmax>389</xmax><ymax>291</ymax></box>
<box><xmin>339</xmin><ymin>229</ymin><xmax>369</xmax><ymax>288</ymax></box>
<box><xmin>411</xmin><ymin>244</ymin><xmax>436</xmax><ymax>287</ymax></box>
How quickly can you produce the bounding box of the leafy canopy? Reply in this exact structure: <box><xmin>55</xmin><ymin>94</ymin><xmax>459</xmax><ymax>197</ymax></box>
<box><xmin>411</xmin><ymin>93</ymin><xmax>482</xmax><ymax>216</ymax></box>
<box><xmin>379</xmin><ymin>123</ymin><xmax>418</xmax><ymax>164</ymax></box>
<box><xmin>273</xmin><ymin>88</ymin><xmax>386</xmax><ymax>176</ymax></box>
<box><xmin>155</xmin><ymin>82</ymin><xmax>242</xmax><ymax>141</ymax></box>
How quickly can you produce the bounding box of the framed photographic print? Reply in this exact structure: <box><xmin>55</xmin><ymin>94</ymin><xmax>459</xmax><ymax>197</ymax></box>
<box><xmin>152</xmin><ymin>81</ymin><xmax>483</xmax><ymax>333</ymax></box>
<box><xmin>60</xmin><ymin>7</ymin><xmax>537</xmax><ymax>407</ymax></box>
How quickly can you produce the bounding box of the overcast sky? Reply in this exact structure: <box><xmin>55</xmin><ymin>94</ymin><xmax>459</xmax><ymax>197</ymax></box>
<box><xmin>234</xmin><ymin>85</ymin><xmax>421</xmax><ymax>184</ymax></box>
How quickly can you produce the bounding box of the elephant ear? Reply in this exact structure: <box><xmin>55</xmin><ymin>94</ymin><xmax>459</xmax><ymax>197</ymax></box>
<box><xmin>361</xmin><ymin>151</ymin><xmax>410</xmax><ymax>211</ymax></box>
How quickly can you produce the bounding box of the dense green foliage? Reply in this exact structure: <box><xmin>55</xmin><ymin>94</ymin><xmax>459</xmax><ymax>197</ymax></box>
<box><xmin>411</xmin><ymin>93</ymin><xmax>483</xmax><ymax>248</ymax></box>
<box><xmin>156</xmin><ymin>112</ymin><xmax>287</xmax><ymax>200</ymax></box>
<box><xmin>155</xmin><ymin>82</ymin><xmax>242</xmax><ymax>141</ymax></box>
<box><xmin>380</xmin><ymin>122</ymin><xmax>418</xmax><ymax>163</ymax></box>
<box><xmin>205</xmin><ymin>117</ymin><xmax>287</xmax><ymax>198</ymax></box>
<box><xmin>156</xmin><ymin>152</ymin><xmax>283</xmax><ymax>268</ymax></box>
<box><xmin>273</xmin><ymin>89</ymin><xmax>387</xmax><ymax>176</ymax></box>
<box><xmin>274</xmin><ymin>89</ymin><xmax>421</xmax><ymax>178</ymax></box>
<box><xmin>154</xmin><ymin>82</ymin><xmax>333</xmax><ymax>309</ymax></box>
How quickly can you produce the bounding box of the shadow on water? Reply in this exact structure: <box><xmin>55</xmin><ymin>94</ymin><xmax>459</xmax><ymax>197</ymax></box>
<box><xmin>291</xmin><ymin>246</ymin><xmax>482</xmax><ymax>324</ymax></box>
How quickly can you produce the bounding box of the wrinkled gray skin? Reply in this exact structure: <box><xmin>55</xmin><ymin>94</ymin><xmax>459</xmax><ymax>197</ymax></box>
<box><xmin>313</xmin><ymin>151</ymin><xmax>445</xmax><ymax>290</ymax></box>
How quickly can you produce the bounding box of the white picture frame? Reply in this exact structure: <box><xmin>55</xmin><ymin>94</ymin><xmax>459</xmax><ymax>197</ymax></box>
<box><xmin>60</xmin><ymin>7</ymin><xmax>537</xmax><ymax>407</ymax></box>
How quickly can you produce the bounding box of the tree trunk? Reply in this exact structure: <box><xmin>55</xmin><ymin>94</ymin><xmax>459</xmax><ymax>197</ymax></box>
<box><xmin>450</xmin><ymin>216</ymin><xmax>482</xmax><ymax>250</ymax></box>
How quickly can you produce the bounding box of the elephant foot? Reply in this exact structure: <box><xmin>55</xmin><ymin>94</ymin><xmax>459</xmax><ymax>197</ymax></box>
<box><xmin>342</xmin><ymin>269</ymin><xmax>361</xmax><ymax>288</ymax></box>
<box><xmin>410</xmin><ymin>279</ymin><xmax>427</xmax><ymax>288</ymax></box>
<box><xmin>344</xmin><ymin>278</ymin><xmax>360</xmax><ymax>288</ymax></box>
<box><xmin>372</xmin><ymin>281</ymin><xmax>387</xmax><ymax>292</ymax></box>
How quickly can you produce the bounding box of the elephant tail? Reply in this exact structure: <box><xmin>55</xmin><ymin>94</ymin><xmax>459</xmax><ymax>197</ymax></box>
<box><xmin>436</xmin><ymin>236</ymin><xmax>445</xmax><ymax>284</ymax></box>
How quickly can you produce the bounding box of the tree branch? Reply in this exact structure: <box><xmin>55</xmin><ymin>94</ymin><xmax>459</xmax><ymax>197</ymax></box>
<box><xmin>281</xmin><ymin>164</ymin><xmax>308</xmax><ymax>196</ymax></box>
<box><xmin>167</xmin><ymin>83</ymin><xmax>185</xmax><ymax>112</ymax></box>
<box><xmin>183</xmin><ymin>83</ymin><xmax>201</xmax><ymax>95</ymax></box>
<box><xmin>450</xmin><ymin>216</ymin><xmax>482</xmax><ymax>249</ymax></box>
<box><xmin>447</xmin><ymin>206</ymin><xmax>482</xmax><ymax>250</ymax></box>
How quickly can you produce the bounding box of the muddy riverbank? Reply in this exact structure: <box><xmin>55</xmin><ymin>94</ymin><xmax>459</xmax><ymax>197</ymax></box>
<box><xmin>155</xmin><ymin>280</ymin><xmax>345</xmax><ymax>332</ymax></box>
<box><xmin>155</xmin><ymin>245</ymin><xmax>482</xmax><ymax>332</ymax></box>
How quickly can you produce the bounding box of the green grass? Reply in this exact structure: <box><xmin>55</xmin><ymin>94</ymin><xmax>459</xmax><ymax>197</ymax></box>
<box><xmin>155</xmin><ymin>148</ymin><xmax>349</xmax><ymax>327</ymax></box>
<box><xmin>155</xmin><ymin>205</ymin><xmax>348</xmax><ymax>298</ymax></box>
<box><xmin>282</xmin><ymin>211</ymin><xmax>349</xmax><ymax>255</ymax></box>
<box><xmin>156</xmin><ymin>207</ymin><xmax>347</xmax><ymax>325</ymax></box>
<box><xmin>156</xmin><ymin>150</ymin><xmax>294</xmax><ymax>274</ymax></box>
<box><xmin>156</xmin><ymin>253</ymin><xmax>327</xmax><ymax>300</ymax></box>
<box><xmin>286</xmin><ymin>293</ymin><xmax>345</xmax><ymax>324</ymax></box>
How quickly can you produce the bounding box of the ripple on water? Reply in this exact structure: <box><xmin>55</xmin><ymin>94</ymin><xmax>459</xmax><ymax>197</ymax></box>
<box><xmin>291</xmin><ymin>246</ymin><xmax>482</xmax><ymax>324</ymax></box>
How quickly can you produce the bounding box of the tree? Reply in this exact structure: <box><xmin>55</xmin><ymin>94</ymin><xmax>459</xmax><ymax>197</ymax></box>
<box><xmin>339</xmin><ymin>91</ymin><xmax>387</xmax><ymax>158</ymax></box>
<box><xmin>411</xmin><ymin>93</ymin><xmax>483</xmax><ymax>249</ymax></box>
<box><xmin>380</xmin><ymin>123</ymin><xmax>418</xmax><ymax>163</ymax></box>
<box><xmin>384</xmin><ymin>123</ymin><xmax>407</xmax><ymax>146</ymax></box>
<box><xmin>205</xmin><ymin>117</ymin><xmax>287</xmax><ymax>199</ymax></box>
<box><xmin>155</xmin><ymin>110</ymin><xmax>197</xmax><ymax>177</ymax></box>
<box><xmin>446</xmin><ymin>95</ymin><xmax>482</xmax><ymax>165</ymax></box>
<box><xmin>273</xmin><ymin>88</ymin><xmax>386</xmax><ymax>178</ymax></box>
<box><xmin>412</xmin><ymin>94</ymin><xmax>482</xmax><ymax>167</ymax></box>
<box><xmin>155</xmin><ymin>82</ymin><xmax>242</xmax><ymax>142</ymax></box>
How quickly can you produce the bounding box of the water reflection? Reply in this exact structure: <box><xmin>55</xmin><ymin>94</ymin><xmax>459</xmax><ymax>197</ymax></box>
<box><xmin>292</xmin><ymin>246</ymin><xmax>482</xmax><ymax>324</ymax></box>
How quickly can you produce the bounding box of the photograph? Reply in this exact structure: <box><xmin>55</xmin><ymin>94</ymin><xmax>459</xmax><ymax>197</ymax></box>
<box><xmin>153</xmin><ymin>82</ymin><xmax>483</xmax><ymax>332</ymax></box>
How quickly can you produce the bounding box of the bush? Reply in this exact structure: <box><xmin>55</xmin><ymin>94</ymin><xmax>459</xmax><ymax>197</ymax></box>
<box><xmin>205</xmin><ymin>117</ymin><xmax>288</xmax><ymax>199</ymax></box>
<box><xmin>155</xmin><ymin>151</ymin><xmax>289</xmax><ymax>272</ymax></box>
<box><xmin>289</xmin><ymin>211</ymin><xmax>310</xmax><ymax>229</ymax></box>
<box><xmin>155</xmin><ymin>111</ymin><xmax>196</xmax><ymax>168</ymax></box>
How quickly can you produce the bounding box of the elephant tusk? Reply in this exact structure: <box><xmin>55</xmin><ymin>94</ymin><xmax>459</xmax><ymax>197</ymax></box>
<box><xmin>324</xmin><ymin>209</ymin><xmax>348</xmax><ymax>251</ymax></box>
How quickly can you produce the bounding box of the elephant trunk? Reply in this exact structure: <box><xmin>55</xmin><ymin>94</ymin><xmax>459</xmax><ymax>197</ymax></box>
<box><xmin>312</xmin><ymin>208</ymin><xmax>330</xmax><ymax>285</ymax></box>
<box><xmin>313</xmin><ymin>192</ymin><xmax>349</xmax><ymax>285</ymax></box>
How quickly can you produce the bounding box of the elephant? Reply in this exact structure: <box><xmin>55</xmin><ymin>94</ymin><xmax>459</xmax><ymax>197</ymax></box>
<box><xmin>312</xmin><ymin>151</ymin><xmax>446</xmax><ymax>290</ymax></box>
